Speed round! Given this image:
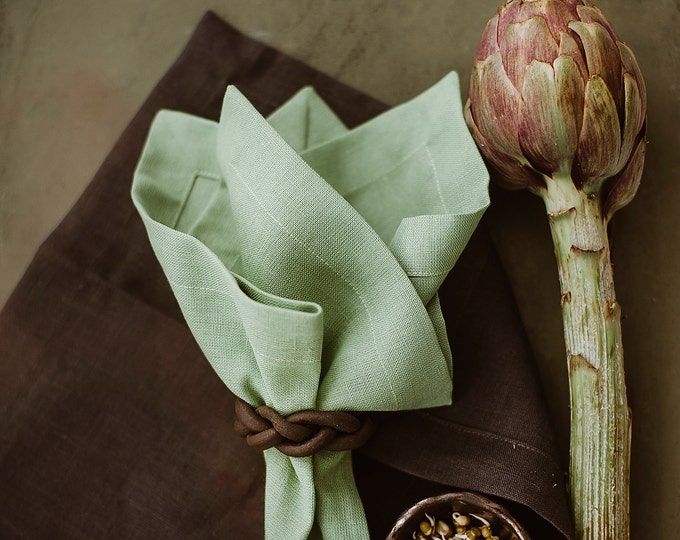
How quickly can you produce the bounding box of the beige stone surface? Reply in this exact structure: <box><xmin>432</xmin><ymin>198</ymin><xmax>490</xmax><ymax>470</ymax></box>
<box><xmin>2</xmin><ymin>0</ymin><xmax>679</xmax><ymax>536</ymax></box>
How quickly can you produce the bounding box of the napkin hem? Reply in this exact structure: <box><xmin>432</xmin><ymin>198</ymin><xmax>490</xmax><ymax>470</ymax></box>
<box><xmin>360</xmin><ymin>411</ymin><xmax>573</xmax><ymax>538</ymax></box>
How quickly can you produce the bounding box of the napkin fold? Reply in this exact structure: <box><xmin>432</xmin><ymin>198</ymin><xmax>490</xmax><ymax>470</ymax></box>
<box><xmin>0</xmin><ymin>12</ymin><xmax>573</xmax><ymax>540</ymax></box>
<box><xmin>132</xmin><ymin>72</ymin><xmax>488</xmax><ymax>539</ymax></box>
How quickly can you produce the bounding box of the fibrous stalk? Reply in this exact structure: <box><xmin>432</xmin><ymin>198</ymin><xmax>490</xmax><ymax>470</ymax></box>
<box><xmin>538</xmin><ymin>174</ymin><xmax>631</xmax><ymax>540</ymax></box>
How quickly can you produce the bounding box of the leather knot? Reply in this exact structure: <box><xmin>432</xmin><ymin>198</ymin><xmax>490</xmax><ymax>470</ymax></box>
<box><xmin>234</xmin><ymin>398</ymin><xmax>374</xmax><ymax>458</ymax></box>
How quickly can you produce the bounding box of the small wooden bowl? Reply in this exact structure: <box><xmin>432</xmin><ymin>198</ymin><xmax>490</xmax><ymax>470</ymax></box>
<box><xmin>386</xmin><ymin>492</ymin><xmax>530</xmax><ymax>540</ymax></box>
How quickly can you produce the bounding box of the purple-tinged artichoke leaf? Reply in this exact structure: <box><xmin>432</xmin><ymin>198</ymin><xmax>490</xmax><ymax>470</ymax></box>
<box><xmin>500</xmin><ymin>16</ymin><xmax>559</xmax><ymax>92</ymax></box>
<box><xmin>574</xmin><ymin>75</ymin><xmax>621</xmax><ymax>184</ymax></box>
<box><xmin>604</xmin><ymin>132</ymin><xmax>646</xmax><ymax>221</ymax></box>
<box><xmin>563</xmin><ymin>0</ymin><xmax>595</xmax><ymax>7</ymax></box>
<box><xmin>519</xmin><ymin>60</ymin><xmax>575</xmax><ymax>176</ymax></box>
<box><xmin>569</xmin><ymin>21</ymin><xmax>624</xmax><ymax>115</ymax></box>
<box><xmin>617</xmin><ymin>72</ymin><xmax>645</xmax><ymax>173</ymax></box>
<box><xmin>575</xmin><ymin>5</ymin><xmax>620</xmax><ymax>42</ymax></box>
<box><xmin>538</xmin><ymin>0</ymin><xmax>581</xmax><ymax>42</ymax></box>
<box><xmin>475</xmin><ymin>14</ymin><xmax>500</xmax><ymax>61</ymax></box>
<box><xmin>618</xmin><ymin>41</ymin><xmax>647</xmax><ymax>110</ymax></box>
<box><xmin>469</xmin><ymin>51</ymin><xmax>523</xmax><ymax>159</ymax></box>
<box><xmin>497</xmin><ymin>0</ymin><xmax>523</xmax><ymax>41</ymax></box>
<box><xmin>465</xmin><ymin>100</ymin><xmax>544</xmax><ymax>191</ymax></box>
<box><xmin>554</xmin><ymin>54</ymin><xmax>585</xmax><ymax>150</ymax></box>
<box><xmin>558</xmin><ymin>31</ymin><xmax>589</xmax><ymax>81</ymax></box>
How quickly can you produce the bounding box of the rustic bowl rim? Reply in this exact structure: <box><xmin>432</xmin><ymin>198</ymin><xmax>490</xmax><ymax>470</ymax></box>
<box><xmin>385</xmin><ymin>491</ymin><xmax>530</xmax><ymax>540</ymax></box>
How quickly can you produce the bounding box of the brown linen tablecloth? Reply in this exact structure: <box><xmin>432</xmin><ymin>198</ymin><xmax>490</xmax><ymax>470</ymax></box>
<box><xmin>0</xmin><ymin>12</ymin><xmax>573</xmax><ymax>540</ymax></box>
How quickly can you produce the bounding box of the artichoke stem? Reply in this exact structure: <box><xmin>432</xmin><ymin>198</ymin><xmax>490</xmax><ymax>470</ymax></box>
<box><xmin>539</xmin><ymin>174</ymin><xmax>631</xmax><ymax>540</ymax></box>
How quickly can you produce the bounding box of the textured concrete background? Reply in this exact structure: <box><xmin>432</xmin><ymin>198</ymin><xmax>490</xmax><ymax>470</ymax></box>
<box><xmin>2</xmin><ymin>0</ymin><xmax>679</xmax><ymax>535</ymax></box>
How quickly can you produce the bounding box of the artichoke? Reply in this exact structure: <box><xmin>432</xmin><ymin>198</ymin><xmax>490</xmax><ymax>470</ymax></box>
<box><xmin>465</xmin><ymin>0</ymin><xmax>646</xmax><ymax>219</ymax></box>
<box><xmin>465</xmin><ymin>1</ymin><xmax>647</xmax><ymax>539</ymax></box>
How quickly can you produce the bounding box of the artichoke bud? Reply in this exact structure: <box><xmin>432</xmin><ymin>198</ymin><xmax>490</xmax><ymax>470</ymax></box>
<box><xmin>465</xmin><ymin>0</ymin><xmax>647</xmax><ymax>216</ymax></box>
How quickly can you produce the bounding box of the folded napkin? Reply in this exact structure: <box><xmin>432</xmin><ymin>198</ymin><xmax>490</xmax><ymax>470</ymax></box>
<box><xmin>131</xmin><ymin>72</ymin><xmax>489</xmax><ymax>539</ymax></box>
<box><xmin>0</xmin><ymin>12</ymin><xmax>573</xmax><ymax>540</ymax></box>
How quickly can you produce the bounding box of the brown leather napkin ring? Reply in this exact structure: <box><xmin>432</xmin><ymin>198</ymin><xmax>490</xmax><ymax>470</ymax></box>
<box><xmin>234</xmin><ymin>398</ymin><xmax>374</xmax><ymax>458</ymax></box>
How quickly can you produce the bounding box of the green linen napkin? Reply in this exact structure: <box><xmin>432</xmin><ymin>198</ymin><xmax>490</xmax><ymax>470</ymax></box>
<box><xmin>131</xmin><ymin>71</ymin><xmax>488</xmax><ymax>539</ymax></box>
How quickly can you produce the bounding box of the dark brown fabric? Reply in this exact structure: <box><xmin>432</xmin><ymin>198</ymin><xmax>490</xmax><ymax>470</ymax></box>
<box><xmin>0</xmin><ymin>12</ymin><xmax>573</xmax><ymax>540</ymax></box>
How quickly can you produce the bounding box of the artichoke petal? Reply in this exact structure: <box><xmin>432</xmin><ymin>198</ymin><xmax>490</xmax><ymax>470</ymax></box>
<box><xmin>555</xmin><ymin>54</ymin><xmax>585</xmax><ymax>149</ymax></box>
<box><xmin>574</xmin><ymin>75</ymin><xmax>622</xmax><ymax>184</ymax></box>
<box><xmin>465</xmin><ymin>100</ymin><xmax>544</xmax><ymax>190</ymax></box>
<box><xmin>475</xmin><ymin>14</ymin><xmax>500</xmax><ymax>61</ymax></box>
<box><xmin>618</xmin><ymin>41</ymin><xmax>647</xmax><ymax>110</ymax></box>
<box><xmin>469</xmin><ymin>51</ymin><xmax>523</xmax><ymax>160</ymax></box>
<box><xmin>575</xmin><ymin>5</ymin><xmax>619</xmax><ymax>41</ymax></box>
<box><xmin>569</xmin><ymin>20</ymin><xmax>624</xmax><ymax>115</ymax></box>
<box><xmin>500</xmin><ymin>16</ymin><xmax>558</xmax><ymax>92</ymax></box>
<box><xmin>539</xmin><ymin>0</ymin><xmax>581</xmax><ymax>42</ymax></box>
<box><xmin>617</xmin><ymin>72</ymin><xmax>645</xmax><ymax>172</ymax></box>
<box><xmin>562</xmin><ymin>1</ymin><xmax>596</xmax><ymax>11</ymax></box>
<box><xmin>604</xmin><ymin>132</ymin><xmax>646</xmax><ymax>221</ymax></box>
<box><xmin>518</xmin><ymin>55</ymin><xmax>584</xmax><ymax>177</ymax></box>
<box><xmin>498</xmin><ymin>0</ymin><xmax>576</xmax><ymax>41</ymax></box>
<box><xmin>558</xmin><ymin>30</ymin><xmax>589</xmax><ymax>81</ymax></box>
<box><xmin>497</xmin><ymin>0</ymin><xmax>523</xmax><ymax>40</ymax></box>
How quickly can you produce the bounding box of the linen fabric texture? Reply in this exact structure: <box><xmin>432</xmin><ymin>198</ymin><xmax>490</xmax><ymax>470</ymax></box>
<box><xmin>0</xmin><ymin>12</ymin><xmax>574</xmax><ymax>540</ymax></box>
<box><xmin>131</xmin><ymin>72</ymin><xmax>490</xmax><ymax>539</ymax></box>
